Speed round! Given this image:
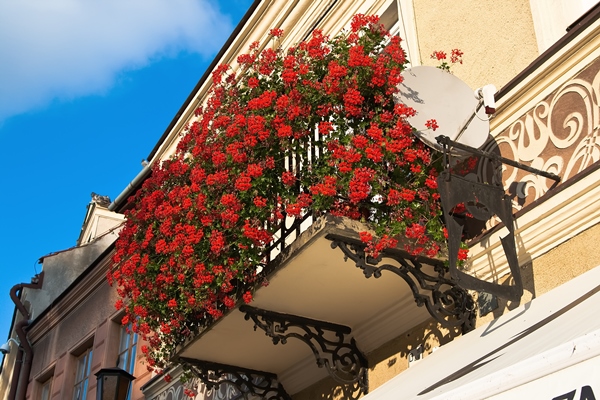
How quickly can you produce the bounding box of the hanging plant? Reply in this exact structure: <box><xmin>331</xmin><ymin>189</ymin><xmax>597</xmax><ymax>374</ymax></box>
<box><xmin>109</xmin><ymin>14</ymin><xmax>464</xmax><ymax>374</ymax></box>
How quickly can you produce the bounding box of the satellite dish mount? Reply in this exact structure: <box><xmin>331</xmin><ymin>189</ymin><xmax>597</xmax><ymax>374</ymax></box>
<box><xmin>436</xmin><ymin>135</ymin><xmax>560</xmax><ymax>301</ymax></box>
<box><xmin>397</xmin><ymin>66</ymin><xmax>561</xmax><ymax>301</ymax></box>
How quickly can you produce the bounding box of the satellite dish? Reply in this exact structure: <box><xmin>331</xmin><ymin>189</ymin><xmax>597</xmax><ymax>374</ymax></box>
<box><xmin>395</xmin><ymin>66</ymin><xmax>490</xmax><ymax>154</ymax></box>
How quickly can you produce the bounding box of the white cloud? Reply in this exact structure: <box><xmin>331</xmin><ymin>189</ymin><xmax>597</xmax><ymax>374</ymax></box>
<box><xmin>0</xmin><ymin>0</ymin><xmax>235</xmax><ymax>122</ymax></box>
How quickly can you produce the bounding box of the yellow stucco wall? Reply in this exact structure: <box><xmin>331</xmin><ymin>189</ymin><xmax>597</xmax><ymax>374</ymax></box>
<box><xmin>365</xmin><ymin>318</ymin><xmax>462</xmax><ymax>392</ymax></box>
<box><xmin>476</xmin><ymin>221</ymin><xmax>600</xmax><ymax>326</ymax></box>
<box><xmin>292</xmin><ymin>222</ymin><xmax>600</xmax><ymax>399</ymax></box>
<box><xmin>413</xmin><ymin>0</ymin><xmax>539</xmax><ymax>90</ymax></box>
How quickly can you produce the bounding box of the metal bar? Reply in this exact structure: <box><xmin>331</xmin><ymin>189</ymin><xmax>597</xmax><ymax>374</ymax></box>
<box><xmin>436</xmin><ymin>135</ymin><xmax>561</xmax><ymax>182</ymax></box>
<box><xmin>454</xmin><ymin>99</ymin><xmax>484</xmax><ymax>144</ymax></box>
<box><xmin>240</xmin><ymin>305</ymin><xmax>368</xmax><ymax>399</ymax></box>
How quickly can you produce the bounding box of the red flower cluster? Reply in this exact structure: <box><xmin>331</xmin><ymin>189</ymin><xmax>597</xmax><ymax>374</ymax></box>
<box><xmin>450</xmin><ymin>48</ymin><xmax>464</xmax><ymax>64</ymax></box>
<box><xmin>425</xmin><ymin>119</ymin><xmax>439</xmax><ymax>131</ymax></box>
<box><xmin>109</xmin><ymin>15</ymin><xmax>456</xmax><ymax>376</ymax></box>
<box><xmin>431</xmin><ymin>48</ymin><xmax>464</xmax><ymax>72</ymax></box>
<box><xmin>430</xmin><ymin>50</ymin><xmax>447</xmax><ymax>61</ymax></box>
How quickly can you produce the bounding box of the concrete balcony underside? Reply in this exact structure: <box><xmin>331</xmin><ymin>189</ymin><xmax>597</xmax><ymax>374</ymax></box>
<box><xmin>176</xmin><ymin>215</ymin><xmax>445</xmax><ymax>395</ymax></box>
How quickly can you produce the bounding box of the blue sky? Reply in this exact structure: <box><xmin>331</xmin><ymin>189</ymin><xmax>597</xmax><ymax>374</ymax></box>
<box><xmin>0</xmin><ymin>0</ymin><xmax>254</xmax><ymax>342</ymax></box>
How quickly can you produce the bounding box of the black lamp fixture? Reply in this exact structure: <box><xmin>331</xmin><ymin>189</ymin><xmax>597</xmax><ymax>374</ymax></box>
<box><xmin>95</xmin><ymin>367</ymin><xmax>135</xmax><ymax>400</ymax></box>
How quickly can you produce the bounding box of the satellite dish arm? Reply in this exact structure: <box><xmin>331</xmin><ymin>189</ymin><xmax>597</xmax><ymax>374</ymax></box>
<box><xmin>436</xmin><ymin>136</ymin><xmax>561</xmax><ymax>182</ymax></box>
<box><xmin>455</xmin><ymin>84</ymin><xmax>496</xmax><ymax>145</ymax></box>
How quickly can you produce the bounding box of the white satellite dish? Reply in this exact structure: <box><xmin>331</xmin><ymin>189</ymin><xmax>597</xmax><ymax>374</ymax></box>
<box><xmin>395</xmin><ymin>66</ymin><xmax>491</xmax><ymax>154</ymax></box>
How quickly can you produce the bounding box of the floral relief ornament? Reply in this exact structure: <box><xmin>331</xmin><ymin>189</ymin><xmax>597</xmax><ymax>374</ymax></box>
<box><xmin>108</xmin><ymin>14</ymin><xmax>467</xmax><ymax>383</ymax></box>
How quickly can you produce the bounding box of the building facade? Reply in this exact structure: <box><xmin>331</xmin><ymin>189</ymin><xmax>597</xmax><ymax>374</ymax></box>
<box><xmin>0</xmin><ymin>197</ymin><xmax>150</xmax><ymax>400</ymax></box>
<box><xmin>4</xmin><ymin>1</ymin><xmax>599</xmax><ymax>399</ymax></box>
<box><xmin>130</xmin><ymin>1</ymin><xmax>600</xmax><ymax>399</ymax></box>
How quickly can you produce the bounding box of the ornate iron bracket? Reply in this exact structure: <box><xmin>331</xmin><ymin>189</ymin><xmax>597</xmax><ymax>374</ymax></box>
<box><xmin>240</xmin><ymin>305</ymin><xmax>368</xmax><ymax>399</ymax></box>
<box><xmin>327</xmin><ymin>234</ymin><xmax>475</xmax><ymax>332</ymax></box>
<box><xmin>436</xmin><ymin>135</ymin><xmax>529</xmax><ymax>301</ymax></box>
<box><xmin>179</xmin><ymin>357</ymin><xmax>291</xmax><ymax>400</ymax></box>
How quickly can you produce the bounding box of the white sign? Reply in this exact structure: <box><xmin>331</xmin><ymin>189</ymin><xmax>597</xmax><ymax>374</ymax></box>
<box><xmin>490</xmin><ymin>355</ymin><xmax>600</xmax><ymax>400</ymax></box>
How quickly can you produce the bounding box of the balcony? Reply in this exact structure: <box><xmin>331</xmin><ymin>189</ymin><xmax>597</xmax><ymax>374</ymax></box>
<box><xmin>172</xmin><ymin>213</ymin><xmax>474</xmax><ymax>398</ymax></box>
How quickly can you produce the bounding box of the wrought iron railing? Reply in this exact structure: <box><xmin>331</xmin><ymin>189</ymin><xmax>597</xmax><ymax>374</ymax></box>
<box><xmin>262</xmin><ymin>128</ymin><xmax>324</xmax><ymax>264</ymax></box>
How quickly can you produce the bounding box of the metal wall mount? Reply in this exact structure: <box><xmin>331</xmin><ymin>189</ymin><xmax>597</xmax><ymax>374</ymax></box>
<box><xmin>435</xmin><ymin>135</ymin><xmax>538</xmax><ymax>301</ymax></box>
<box><xmin>437</xmin><ymin>171</ymin><xmax>524</xmax><ymax>301</ymax></box>
<box><xmin>327</xmin><ymin>234</ymin><xmax>475</xmax><ymax>332</ymax></box>
<box><xmin>240</xmin><ymin>305</ymin><xmax>368</xmax><ymax>399</ymax></box>
<box><xmin>180</xmin><ymin>358</ymin><xmax>291</xmax><ymax>400</ymax></box>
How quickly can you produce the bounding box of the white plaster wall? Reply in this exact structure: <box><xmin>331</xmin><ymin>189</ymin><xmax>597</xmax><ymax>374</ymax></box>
<box><xmin>24</xmin><ymin>232</ymin><xmax>117</xmax><ymax>321</ymax></box>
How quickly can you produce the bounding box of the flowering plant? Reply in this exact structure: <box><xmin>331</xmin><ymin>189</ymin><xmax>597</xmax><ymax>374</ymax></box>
<box><xmin>109</xmin><ymin>15</ymin><xmax>459</xmax><ymax>373</ymax></box>
<box><xmin>431</xmin><ymin>48</ymin><xmax>463</xmax><ymax>72</ymax></box>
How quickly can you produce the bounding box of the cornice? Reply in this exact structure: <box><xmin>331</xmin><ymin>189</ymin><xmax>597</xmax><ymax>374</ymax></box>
<box><xmin>467</xmin><ymin>166</ymin><xmax>600</xmax><ymax>283</ymax></box>
<box><xmin>492</xmin><ymin>19</ymin><xmax>600</xmax><ymax>135</ymax></box>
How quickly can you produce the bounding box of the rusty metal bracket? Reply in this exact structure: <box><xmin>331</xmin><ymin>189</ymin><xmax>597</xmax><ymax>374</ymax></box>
<box><xmin>437</xmin><ymin>171</ymin><xmax>524</xmax><ymax>301</ymax></box>
<box><xmin>328</xmin><ymin>235</ymin><xmax>475</xmax><ymax>332</ymax></box>
<box><xmin>180</xmin><ymin>357</ymin><xmax>291</xmax><ymax>400</ymax></box>
<box><xmin>240</xmin><ymin>305</ymin><xmax>368</xmax><ymax>399</ymax></box>
<box><xmin>436</xmin><ymin>135</ymin><xmax>530</xmax><ymax>301</ymax></box>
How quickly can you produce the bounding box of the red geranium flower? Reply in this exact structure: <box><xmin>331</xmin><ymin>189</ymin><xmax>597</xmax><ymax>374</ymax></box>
<box><xmin>110</xmin><ymin>14</ymin><xmax>460</xmax><ymax>380</ymax></box>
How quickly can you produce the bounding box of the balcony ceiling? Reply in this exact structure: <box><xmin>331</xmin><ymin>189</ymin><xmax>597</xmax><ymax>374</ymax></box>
<box><xmin>177</xmin><ymin>216</ymin><xmax>433</xmax><ymax>395</ymax></box>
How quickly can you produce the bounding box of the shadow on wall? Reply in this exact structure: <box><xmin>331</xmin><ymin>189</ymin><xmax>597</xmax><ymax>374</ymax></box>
<box><xmin>291</xmin><ymin>374</ymin><xmax>360</xmax><ymax>400</ymax></box>
<box><xmin>488</xmin><ymin>260</ymin><xmax>536</xmax><ymax>322</ymax></box>
<box><xmin>365</xmin><ymin>318</ymin><xmax>462</xmax><ymax>393</ymax></box>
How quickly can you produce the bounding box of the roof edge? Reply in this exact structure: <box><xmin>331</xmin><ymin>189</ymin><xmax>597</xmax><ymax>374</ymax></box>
<box><xmin>146</xmin><ymin>0</ymin><xmax>263</xmax><ymax>161</ymax></box>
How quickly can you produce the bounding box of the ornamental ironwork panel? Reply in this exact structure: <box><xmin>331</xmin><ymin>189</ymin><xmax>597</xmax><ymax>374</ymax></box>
<box><xmin>147</xmin><ymin>380</ymin><xmax>186</xmax><ymax>400</ymax></box>
<box><xmin>240</xmin><ymin>305</ymin><xmax>368</xmax><ymax>399</ymax></box>
<box><xmin>481</xmin><ymin>57</ymin><xmax>600</xmax><ymax>213</ymax></box>
<box><xmin>327</xmin><ymin>234</ymin><xmax>475</xmax><ymax>332</ymax></box>
<box><xmin>437</xmin><ymin>170</ymin><xmax>524</xmax><ymax>301</ymax></box>
<box><xmin>180</xmin><ymin>358</ymin><xmax>290</xmax><ymax>400</ymax></box>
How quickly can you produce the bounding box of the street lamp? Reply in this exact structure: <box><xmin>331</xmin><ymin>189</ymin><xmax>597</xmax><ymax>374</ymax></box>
<box><xmin>95</xmin><ymin>367</ymin><xmax>135</xmax><ymax>400</ymax></box>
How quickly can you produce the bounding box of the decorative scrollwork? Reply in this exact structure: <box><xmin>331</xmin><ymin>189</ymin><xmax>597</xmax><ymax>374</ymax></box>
<box><xmin>180</xmin><ymin>358</ymin><xmax>291</xmax><ymax>400</ymax></box>
<box><xmin>240</xmin><ymin>305</ymin><xmax>368</xmax><ymax>399</ymax></box>
<box><xmin>477</xmin><ymin>58</ymin><xmax>600</xmax><ymax>216</ymax></box>
<box><xmin>147</xmin><ymin>380</ymin><xmax>187</xmax><ymax>400</ymax></box>
<box><xmin>327</xmin><ymin>234</ymin><xmax>475</xmax><ymax>332</ymax></box>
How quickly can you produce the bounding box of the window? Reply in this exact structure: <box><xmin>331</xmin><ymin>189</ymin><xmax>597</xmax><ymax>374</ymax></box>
<box><xmin>529</xmin><ymin>0</ymin><xmax>597</xmax><ymax>52</ymax></box>
<box><xmin>117</xmin><ymin>324</ymin><xmax>138</xmax><ymax>400</ymax></box>
<box><xmin>72</xmin><ymin>347</ymin><xmax>93</xmax><ymax>400</ymax></box>
<box><xmin>40</xmin><ymin>377</ymin><xmax>52</xmax><ymax>400</ymax></box>
<box><xmin>380</xmin><ymin>0</ymin><xmax>420</xmax><ymax>66</ymax></box>
<box><xmin>118</xmin><ymin>323</ymin><xmax>138</xmax><ymax>375</ymax></box>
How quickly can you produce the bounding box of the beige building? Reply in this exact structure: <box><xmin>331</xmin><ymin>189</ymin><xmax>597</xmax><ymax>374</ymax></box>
<box><xmin>4</xmin><ymin>0</ymin><xmax>599</xmax><ymax>399</ymax></box>
<box><xmin>131</xmin><ymin>1</ymin><xmax>600</xmax><ymax>399</ymax></box>
<box><xmin>0</xmin><ymin>196</ymin><xmax>151</xmax><ymax>400</ymax></box>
